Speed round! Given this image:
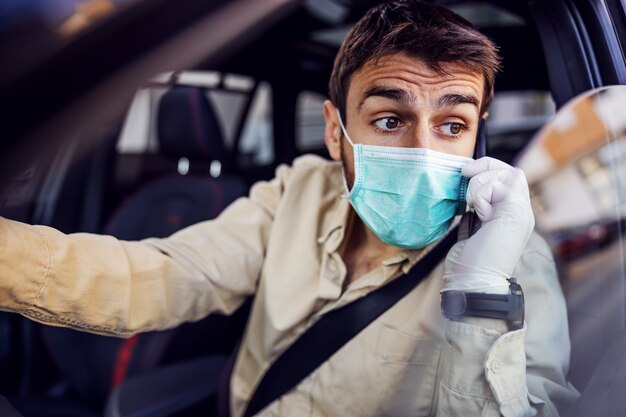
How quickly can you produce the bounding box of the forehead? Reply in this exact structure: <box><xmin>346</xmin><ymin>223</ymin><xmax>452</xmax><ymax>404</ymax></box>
<box><xmin>347</xmin><ymin>53</ymin><xmax>485</xmax><ymax>109</ymax></box>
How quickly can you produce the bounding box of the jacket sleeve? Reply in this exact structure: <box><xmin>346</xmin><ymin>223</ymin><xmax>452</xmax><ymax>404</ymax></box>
<box><xmin>436</xmin><ymin>232</ymin><xmax>579</xmax><ymax>417</ymax></box>
<box><xmin>0</xmin><ymin>165</ymin><xmax>291</xmax><ymax>338</ymax></box>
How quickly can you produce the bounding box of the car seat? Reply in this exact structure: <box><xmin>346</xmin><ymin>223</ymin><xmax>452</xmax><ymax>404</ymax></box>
<box><xmin>38</xmin><ymin>85</ymin><xmax>250</xmax><ymax>412</ymax></box>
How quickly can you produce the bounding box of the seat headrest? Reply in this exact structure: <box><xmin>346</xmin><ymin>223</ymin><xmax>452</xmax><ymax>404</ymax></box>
<box><xmin>157</xmin><ymin>86</ymin><xmax>227</xmax><ymax>161</ymax></box>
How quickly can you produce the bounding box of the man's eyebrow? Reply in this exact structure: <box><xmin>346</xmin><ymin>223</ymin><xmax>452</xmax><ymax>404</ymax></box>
<box><xmin>358</xmin><ymin>86</ymin><xmax>416</xmax><ymax>111</ymax></box>
<box><xmin>437</xmin><ymin>93</ymin><xmax>480</xmax><ymax>109</ymax></box>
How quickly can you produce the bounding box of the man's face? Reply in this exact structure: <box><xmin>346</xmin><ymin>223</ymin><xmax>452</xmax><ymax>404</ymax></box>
<box><xmin>324</xmin><ymin>53</ymin><xmax>485</xmax><ymax>188</ymax></box>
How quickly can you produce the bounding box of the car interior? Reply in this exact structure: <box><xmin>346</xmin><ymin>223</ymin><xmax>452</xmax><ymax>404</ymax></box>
<box><xmin>0</xmin><ymin>0</ymin><xmax>625</xmax><ymax>416</ymax></box>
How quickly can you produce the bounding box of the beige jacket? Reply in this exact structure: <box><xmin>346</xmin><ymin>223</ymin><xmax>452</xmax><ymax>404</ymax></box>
<box><xmin>0</xmin><ymin>155</ymin><xmax>578</xmax><ymax>416</ymax></box>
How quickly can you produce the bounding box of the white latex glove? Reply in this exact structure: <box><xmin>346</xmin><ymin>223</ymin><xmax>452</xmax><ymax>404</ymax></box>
<box><xmin>443</xmin><ymin>157</ymin><xmax>535</xmax><ymax>294</ymax></box>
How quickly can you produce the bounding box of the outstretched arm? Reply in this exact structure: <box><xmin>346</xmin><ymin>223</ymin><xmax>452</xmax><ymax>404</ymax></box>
<box><xmin>0</xmin><ymin>165</ymin><xmax>290</xmax><ymax>337</ymax></box>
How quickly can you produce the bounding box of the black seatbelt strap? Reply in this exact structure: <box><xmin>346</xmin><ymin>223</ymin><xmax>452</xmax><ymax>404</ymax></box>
<box><xmin>242</xmin><ymin>227</ymin><xmax>458</xmax><ymax>417</ymax></box>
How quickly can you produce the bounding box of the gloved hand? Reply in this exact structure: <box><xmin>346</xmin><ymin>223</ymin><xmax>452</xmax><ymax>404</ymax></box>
<box><xmin>443</xmin><ymin>157</ymin><xmax>535</xmax><ymax>294</ymax></box>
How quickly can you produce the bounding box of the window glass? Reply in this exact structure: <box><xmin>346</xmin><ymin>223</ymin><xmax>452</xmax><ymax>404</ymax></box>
<box><xmin>208</xmin><ymin>89</ymin><xmax>250</xmax><ymax>150</ymax></box>
<box><xmin>517</xmin><ymin>87</ymin><xmax>626</xmax><ymax>391</ymax></box>
<box><xmin>117</xmin><ymin>71</ymin><xmax>272</xmax><ymax>166</ymax></box>
<box><xmin>296</xmin><ymin>91</ymin><xmax>326</xmax><ymax>152</ymax></box>
<box><xmin>238</xmin><ymin>81</ymin><xmax>274</xmax><ymax>166</ymax></box>
<box><xmin>487</xmin><ymin>91</ymin><xmax>555</xmax><ymax>163</ymax></box>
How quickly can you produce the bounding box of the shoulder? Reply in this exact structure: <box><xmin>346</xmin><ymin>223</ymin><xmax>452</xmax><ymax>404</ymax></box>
<box><xmin>247</xmin><ymin>154</ymin><xmax>343</xmax><ymax>215</ymax></box>
<box><xmin>272</xmin><ymin>154</ymin><xmax>343</xmax><ymax>192</ymax></box>
<box><xmin>287</xmin><ymin>154</ymin><xmax>342</xmax><ymax>182</ymax></box>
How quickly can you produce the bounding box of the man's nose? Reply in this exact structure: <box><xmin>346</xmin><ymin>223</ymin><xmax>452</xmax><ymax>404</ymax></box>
<box><xmin>406</xmin><ymin>123</ymin><xmax>432</xmax><ymax>149</ymax></box>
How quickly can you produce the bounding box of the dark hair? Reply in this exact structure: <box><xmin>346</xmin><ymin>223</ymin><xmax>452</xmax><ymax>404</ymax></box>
<box><xmin>329</xmin><ymin>0</ymin><xmax>501</xmax><ymax>119</ymax></box>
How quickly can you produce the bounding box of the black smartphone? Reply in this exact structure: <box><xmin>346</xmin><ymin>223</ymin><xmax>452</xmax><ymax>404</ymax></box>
<box><xmin>459</xmin><ymin>119</ymin><xmax>487</xmax><ymax>240</ymax></box>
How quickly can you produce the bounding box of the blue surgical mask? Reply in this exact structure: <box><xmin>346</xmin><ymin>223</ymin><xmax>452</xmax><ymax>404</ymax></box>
<box><xmin>337</xmin><ymin>110</ymin><xmax>472</xmax><ymax>249</ymax></box>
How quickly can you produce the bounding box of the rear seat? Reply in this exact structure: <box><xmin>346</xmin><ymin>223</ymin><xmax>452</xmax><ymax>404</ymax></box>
<box><xmin>39</xmin><ymin>85</ymin><xmax>250</xmax><ymax>409</ymax></box>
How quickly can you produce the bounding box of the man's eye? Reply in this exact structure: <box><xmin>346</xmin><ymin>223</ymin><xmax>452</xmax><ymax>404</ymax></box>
<box><xmin>373</xmin><ymin>117</ymin><xmax>402</xmax><ymax>131</ymax></box>
<box><xmin>440</xmin><ymin>122</ymin><xmax>465</xmax><ymax>136</ymax></box>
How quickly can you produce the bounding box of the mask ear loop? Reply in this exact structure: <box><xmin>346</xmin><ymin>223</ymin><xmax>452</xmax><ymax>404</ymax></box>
<box><xmin>335</xmin><ymin>109</ymin><xmax>355</xmax><ymax>147</ymax></box>
<box><xmin>335</xmin><ymin>108</ymin><xmax>357</xmax><ymax>197</ymax></box>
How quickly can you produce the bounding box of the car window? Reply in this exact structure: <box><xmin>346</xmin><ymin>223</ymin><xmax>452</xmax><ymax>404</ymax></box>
<box><xmin>238</xmin><ymin>81</ymin><xmax>274</xmax><ymax>167</ymax></box>
<box><xmin>518</xmin><ymin>86</ymin><xmax>626</xmax><ymax>392</ymax></box>
<box><xmin>296</xmin><ymin>91</ymin><xmax>326</xmax><ymax>153</ymax></box>
<box><xmin>117</xmin><ymin>71</ymin><xmax>274</xmax><ymax>166</ymax></box>
<box><xmin>488</xmin><ymin>91</ymin><xmax>555</xmax><ymax>163</ymax></box>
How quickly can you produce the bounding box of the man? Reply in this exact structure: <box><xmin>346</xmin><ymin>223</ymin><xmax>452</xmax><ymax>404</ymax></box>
<box><xmin>0</xmin><ymin>1</ymin><xmax>578</xmax><ymax>416</ymax></box>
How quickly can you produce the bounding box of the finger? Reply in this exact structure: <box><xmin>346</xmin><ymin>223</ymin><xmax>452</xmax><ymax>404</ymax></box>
<box><xmin>467</xmin><ymin>167</ymin><xmax>530</xmax><ymax>205</ymax></box>
<box><xmin>466</xmin><ymin>169</ymin><xmax>511</xmax><ymax>207</ymax></box>
<box><xmin>467</xmin><ymin>179</ymin><xmax>512</xmax><ymax>223</ymax></box>
<box><xmin>466</xmin><ymin>168</ymin><xmax>509</xmax><ymax>192</ymax></box>
<box><xmin>474</xmin><ymin>167</ymin><xmax>530</xmax><ymax>203</ymax></box>
<box><xmin>472</xmin><ymin>187</ymin><xmax>494</xmax><ymax>222</ymax></box>
<box><xmin>462</xmin><ymin>156</ymin><xmax>512</xmax><ymax>178</ymax></box>
<box><xmin>467</xmin><ymin>180</ymin><xmax>497</xmax><ymax>222</ymax></box>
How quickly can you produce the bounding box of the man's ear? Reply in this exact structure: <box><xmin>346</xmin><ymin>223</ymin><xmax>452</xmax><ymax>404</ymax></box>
<box><xmin>323</xmin><ymin>100</ymin><xmax>342</xmax><ymax>161</ymax></box>
<box><xmin>481</xmin><ymin>111</ymin><xmax>489</xmax><ymax>120</ymax></box>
